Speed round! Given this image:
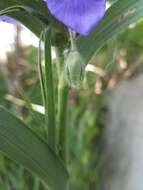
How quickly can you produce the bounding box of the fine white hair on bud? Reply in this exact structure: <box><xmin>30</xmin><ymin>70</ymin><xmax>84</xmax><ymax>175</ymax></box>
<box><xmin>65</xmin><ymin>50</ymin><xmax>85</xmax><ymax>89</ymax></box>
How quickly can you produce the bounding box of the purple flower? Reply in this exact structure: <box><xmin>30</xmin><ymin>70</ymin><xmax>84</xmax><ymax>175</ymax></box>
<box><xmin>45</xmin><ymin>0</ymin><xmax>106</xmax><ymax>36</ymax></box>
<box><xmin>0</xmin><ymin>15</ymin><xmax>16</xmax><ymax>24</ymax></box>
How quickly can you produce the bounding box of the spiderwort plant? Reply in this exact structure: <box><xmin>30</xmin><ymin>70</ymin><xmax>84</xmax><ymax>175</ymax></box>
<box><xmin>45</xmin><ymin>0</ymin><xmax>105</xmax><ymax>88</ymax></box>
<box><xmin>0</xmin><ymin>1</ymin><xmax>107</xmax><ymax>190</ymax></box>
<box><xmin>1</xmin><ymin>0</ymin><xmax>143</xmax><ymax>189</ymax></box>
<box><xmin>0</xmin><ymin>0</ymin><xmax>106</xmax><ymax>86</ymax></box>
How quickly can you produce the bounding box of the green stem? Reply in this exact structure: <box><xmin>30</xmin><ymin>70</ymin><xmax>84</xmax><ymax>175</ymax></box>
<box><xmin>44</xmin><ymin>29</ymin><xmax>56</xmax><ymax>150</ymax></box>
<box><xmin>55</xmin><ymin>47</ymin><xmax>63</xmax><ymax>77</ymax></box>
<box><xmin>55</xmin><ymin>47</ymin><xmax>69</xmax><ymax>164</ymax></box>
<box><xmin>58</xmin><ymin>77</ymin><xmax>69</xmax><ymax>164</ymax></box>
<box><xmin>38</xmin><ymin>31</ymin><xmax>47</xmax><ymax>137</ymax></box>
<box><xmin>33</xmin><ymin>178</ymin><xmax>40</xmax><ymax>190</ymax></box>
<box><xmin>69</xmin><ymin>29</ymin><xmax>76</xmax><ymax>51</ymax></box>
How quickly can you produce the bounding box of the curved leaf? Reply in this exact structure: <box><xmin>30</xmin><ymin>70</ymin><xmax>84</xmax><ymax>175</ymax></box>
<box><xmin>0</xmin><ymin>106</ymin><xmax>68</xmax><ymax>190</ymax></box>
<box><xmin>0</xmin><ymin>0</ymin><xmax>49</xmax><ymax>36</ymax></box>
<box><xmin>77</xmin><ymin>0</ymin><xmax>143</xmax><ymax>64</ymax></box>
<box><xmin>0</xmin><ymin>0</ymin><xmax>49</xmax><ymax>17</ymax></box>
<box><xmin>0</xmin><ymin>0</ymin><xmax>67</xmax><ymax>37</ymax></box>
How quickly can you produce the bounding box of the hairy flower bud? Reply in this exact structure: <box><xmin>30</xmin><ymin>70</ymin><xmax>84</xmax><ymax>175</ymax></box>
<box><xmin>65</xmin><ymin>50</ymin><xmax>85</xmax><ymax>89</ymax></box>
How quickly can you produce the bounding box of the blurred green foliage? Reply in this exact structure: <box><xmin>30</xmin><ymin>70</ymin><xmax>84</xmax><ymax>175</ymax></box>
<box><xmin>0</xmin><ymin>17</ymin><xmax>143</xmax><ymax>190</ymax></box>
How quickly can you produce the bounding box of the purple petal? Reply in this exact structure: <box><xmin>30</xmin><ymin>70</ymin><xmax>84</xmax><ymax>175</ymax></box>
<box><xmin>0</xmin><ymin>16</ymin><xmax>16</xmax><ymax>24</ymax></box>
<box><xmin>45</xmin><ymin>0</ymin><xmax>106</xmax><ymax>35</ymax></box>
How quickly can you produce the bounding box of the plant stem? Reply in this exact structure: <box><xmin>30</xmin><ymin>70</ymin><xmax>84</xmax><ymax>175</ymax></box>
<box><xmin>55</xmin><ymin>47</ymin><xmax>63</xmax><ymax>77</ymax></box>
<box><xmin>33</xmin><ymin>178</ymin><xmax>40</xmax><ymax>190</ymax></box>
<box><xmin>55</xmin><ymin>48</ymin><xmax>69</xmax><ymax>164</ymax></box>
<box><xmin>38</xmin><ymin>31</ymin><xmax>47</xmax><ymax>137</ymax></box>
<box><xmin>58</xmin><ymin>77</ymin><xmax>69</xmax><ymax>164</ymax></box>
<box><xmin>44</xmin><ymin>29</ymin><xmax>56</xmax><ymax>150</ymax></box>
<box><xmin>69</xmin><ymin>29</ymin><xmax>76</xmax><ymax>51</ymax></box>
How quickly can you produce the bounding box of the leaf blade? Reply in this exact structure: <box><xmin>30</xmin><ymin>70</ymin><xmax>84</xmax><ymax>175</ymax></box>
<box><xmin>0</xmin><ymin>106</ymin><xmax>68</xmax><ymax>190</ymax></box>
<box><xmin>0</xmin><ymin>0</ymin><xmax>49</xmax><ymax>36</ymax></box>
<box><xmin>77</xmin><ymin>0</ymin><xmax>143</xmax><ymax>64</ymax></box>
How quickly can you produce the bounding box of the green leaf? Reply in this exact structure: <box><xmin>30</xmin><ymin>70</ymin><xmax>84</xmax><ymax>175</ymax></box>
<box><xmin>77</xmin><ymin>0</ymin><xmax>143</xmax><ymax>64</ymax></box>
<box><xmin>11</xmin><ymin>11</ymin><xmax>45</xmax><ymax>37</ymax></box>
<box><xmin>0</xmin><ymin>0</ymin><xmax>49</xmax><ymax>36</ymax></box>
<box><xmin>0</xmin><ymin>0</ymin><xmax>49</xmax><ymax>17</ymax></box>
<box><xmin>0</xmin><ymin>0</ymin><xmax>67</xmax><ymax>37</ymax></box>
<box><xmin>0</xmin><ymin>106</ymin><xmax>68</xmax><ymax>190</ymax></box>
<box><xmin>44</xmin><ymin>29</ymin><xmax>56</xmax><ymax>150</ymax></box>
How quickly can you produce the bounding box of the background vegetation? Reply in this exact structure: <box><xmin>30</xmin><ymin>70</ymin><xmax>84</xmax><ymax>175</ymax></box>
<box><xmin>0</xmin><ymin>17</ymin><xmax>143</xmax><ymax>190</ymax></box>
<box><xmin>0</xmin><ymin>0</ymin><xmax>143</xmax><ymax>189</ymax></box>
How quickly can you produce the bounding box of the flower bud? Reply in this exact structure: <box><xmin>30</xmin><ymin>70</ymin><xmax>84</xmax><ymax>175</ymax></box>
<box><xmin>65</xmin><ymin>51</ymin><xmax>85</xmax><ymax>89</ymax></box>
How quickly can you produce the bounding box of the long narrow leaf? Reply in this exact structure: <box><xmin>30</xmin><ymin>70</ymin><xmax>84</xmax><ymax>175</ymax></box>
<box><xmin>0</xmin><ymin>0</ymin><xmax>66</xmax><ymax>37</ymax></box>
<box><xmin>77</xmin><ymin>0</ymin><xmax>143</xmax><ymax>64</ymax></box>
<box><xmin>44</xmin><ymin>29</ymin><xmax>56</xmax><ymax>150</ymax></box>
<box><xmin>0</xmin><ymin>106</ymin><xmax>68</xmax><ymax>190</ymax></box>
<box><xmin>0</xmin><ymin>0</ymin><xmax>49</xmax><ymax>36</ymax></box>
